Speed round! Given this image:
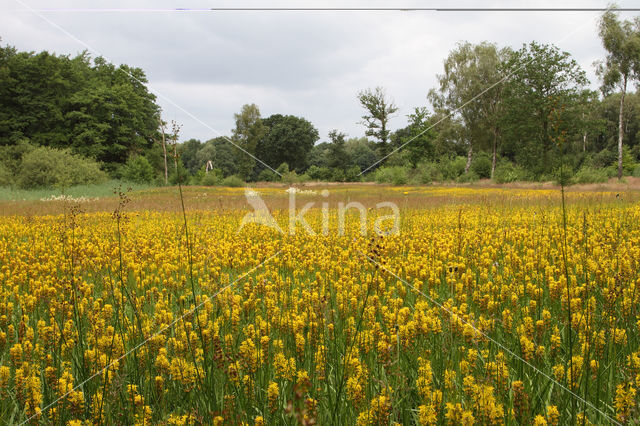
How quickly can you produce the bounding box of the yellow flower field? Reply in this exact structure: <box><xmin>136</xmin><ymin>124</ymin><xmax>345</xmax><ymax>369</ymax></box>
<box><xmin>0</xmin><ymin>186</ymin><xmax>639</xmax><ymax>424</ymax></box>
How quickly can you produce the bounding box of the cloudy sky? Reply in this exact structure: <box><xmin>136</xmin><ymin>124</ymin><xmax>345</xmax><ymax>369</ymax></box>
<box><xmin>2</xmin><ymin>0</ymin><xmax>639</xmax><ymax>143</ymax></box>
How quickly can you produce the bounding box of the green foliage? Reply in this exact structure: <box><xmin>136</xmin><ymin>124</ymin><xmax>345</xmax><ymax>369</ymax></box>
<box><xmin>327</xmin><ymin>130</ymin><xmax>351</xmax><ymax>171</ymax></box>
<box><xmin>345</xmin><ymin>138</ymin><xmax>378</xmax><ymax>171</ymax></box>
<box><xmin>596</xmin><ymin>11</ymin><xmax>640</xmax><ymax>96</ymax></box>
<box><xmin>440</xmin><ymin>156</ymin><xmax>468</xmax><ymax>181</ymax></box>
<box><xmin>16</xmin><ymin>146</ymin><xmax>107</xmax><ymax>189</ymax></box>
<box><xmin>0</xmin><ymin>141</ymin><xmax>36</xmax><ymax>176</ymax></box>
<box><xmin>415</xmin><ymin>161</ymin><xmax>444</xmax><ymax>183</ymax></box>
<box><xmin>232</xmin><ymin>104</ymin><xmax>267</xmax><ymax>180</ymax></box>
<box><xmin>573</xmin><ymin>166</ymin><xmax>609</xmax><ymax>184</ymax></box>
<box><xmin>0</xmin><ymin>45</ymin><xmax>160</xmax><ymax>166</ymax></box>
<box><xmin>429</xmin><ymin>42</ymin><xmax>509</xmax><ymax>167</ymax></box>
<box><xmin>306</xmin><ymin>142</ymin><xmax>330</xmax><ymax>168</ymax></box>
<box><xmin>621</xmin><ymin>145</ymin><xmax>636</xmax><ymax>174</ymax></box>
<box><xmin>179</xmin><ymin>139</ymin><xmax>203</xmax><ymax>175</ymax></box>
<box><xmin>221</xmin><ymin>175</ymin><xmax>244</xmax><ymax>187</ymax></box>
<box><xmin>196</xmin><ymin>137</ymin><xmax>237</xmax><ymax>178</ymax></box>
<box><xmin>306</xmin><ymin>165</ymin><xmax>333</xmax><ymax>181</ymax></box>
<box><xmin>457</xmin><ymin>170</ymin><xmax>479</xmax><ymax>183</ymax></box>
<box><xmin>168</xmin><ymin>161</ymin><xmax>190</xmax><ymax>185</ymax></box>
<box><xmin>392</xmin><ymin>107</ymin><xmax>436</xmax><ymax>167</ymax></box>
<box><xmin>374</xmin><ymin>166</ymin><xmax>409</xmax><ymax>185</ymax></box>
<box><xmin>493</xmin><ymin>161</ymin><xmax>528</xmax><ymax>183</ymax></box>
<box><xmin>470</xmin><ymin>152</ymin><xmax>492</xmax><ymax>179</ymax></box>
<box><xmin>200</xmin><ymin>169</ymin><xmax>223</xmax><ymax>186</ymax></box>
<box><xmin>344</xmin><ymin>165</ymin><xmax>362</xmax><ymax>182</ymax></box>
<box><xmin>122</xmin><ymin>155</ymin><xmax>155</xmax><ymax>183</ymax></box>
<box><xmin>0</xmin><ymin>162</ymin><xmax>12</xmax><ymax>186</ymax></box>
<box><xmin>256</xmin><ymin>114</ymin><xmax>319</xmax><ymax>173</ymax></box>
<box><xmin>257</xmin><ymin>168</ymin><xmax>277</xmax><ymax>182</ymax></box>
<box><xmin>275</xmin><ymin>163</ymin><xmax>290</xmax><ymax>175</ymax></box>
<box><xmin>633</xmin><ymin>164</ymin><xmax>640</xmax><ymax>177</ymax></box>
<box><xmin>500</xmin><ymin>42</ymin><xmax>588</xmax><ymax>176</ymax></box>
<box><xmin>331</xmin><ymin>168</ymin><xmax>345</xmax><ymax>182</ymax></box>
<box><xmin>281</xmin><ymin>170</ymin><xmax>302</xmax><ymax>184</ymax></box>
<box><xmin>594</xmin><ymin>149</ymin><xmax>617</xmax><ymax>168</ymax></box>
<box><xmin>357</xmin><ymin>87</ymin><xmax>398</xmax><ymax>156</ymax></box>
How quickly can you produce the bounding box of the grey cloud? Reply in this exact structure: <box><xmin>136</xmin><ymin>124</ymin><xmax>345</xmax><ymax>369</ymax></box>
<box><xmin>1</xmin><ymin>0</ymin><xmax>636</xmax><ymax>143</ymax></box>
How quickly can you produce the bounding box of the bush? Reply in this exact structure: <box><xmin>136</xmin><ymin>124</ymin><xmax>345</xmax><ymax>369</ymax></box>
<box><xmin>306</xmin><ymin>165</ymin><xmax>333</xmax><ymax>181</ymax></box>
<box><xmin>331</xmin><ymin>168</ymin><xmax>345</xmax><ymax>182</ymax></box>
<box><xmin>169</xmin><ymin>161</ymin><xmax>190</xmax><ymax>185</ymax></box>
<box><xmin>633</xmin><ymin>164</ymin><xmax>640</xmax><ymax>178</ymax></box>
<box><xmin>344</xmin><ymin>166</ymin><xmax>362</xmax><ymax>182</ymax></box>
<box><xmin>470</xmin><ymin>152</ymin><xmax>492</xmax><ymax>179</ymax></box>
<box><xmin>457</xmin><ymin>170</ymin><xmax>479</xmax><ymax>183</ymax></box>
<box><xmin>281</xmin><ymin>171</ymin><xmax>301</xmax><ymax>184</ymax></box>
<box><xmin>200</xmin><ymin>169</ymin><xmax>223</xmax><ymax>186</ymax></box>
<box><xmin>440</xmin><ymin>157</ymin><xmax>467</xmax><ymax>181</ymax></box>
<box><xmin>415</xmin><ymin>161</ymin><xmax>443</xmax><ymax>184</ymax></box>
<box><xmin>122</xmin><ymin>156</ymin><xmax>156</xmax><ymax>183</ymax></box>
<box><xmin>0</xmin><ymin>162</ymin><xmax>12</xmax><ymax>187</ymax></box>
<box><xmin>257</xmin><ymin>169</ymin><xmax>277</xmax><ymax>182</ymax></box>
<box><xmin>493</xmin><ymin>161</ymin><xmax>527</xmax><ymax>183</ymax></box>
<box><xmin>221</xmin><ymin>175</ymin><xmax>244</xmax><ymax>187</ymax></box>
<box><xmin>622</xmin><ymin>146</ymin><xmax>636</xmax><ymax>175</ymax></box>
<box><xmin>375</xmin><ymin>166</ymin><xmax>409</xmax><ymax>185</ymax></box>
<box><xmin>17</xmin><ymin>147</ymin><xmax>107</xmax><ymax>189</ymax></box>
<box><xmin>276</xmin><ymin>163</ymin><xmax>290</xmax><ymax>175</ymax></box>
<box><xmin>573</xmin><ymin>166</ymin><xmax>609</xmax><ymax>184</ymax></box>
<box><xmin>593</xmin><ymin>149</ymin><xmax>616</xmax><ymax>169</ymax></box>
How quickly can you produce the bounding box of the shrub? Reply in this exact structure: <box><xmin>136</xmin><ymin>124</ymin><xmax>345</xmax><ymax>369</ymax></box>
<box><xmin>415</xmin><ymin>161</ymin><xmax>443</xmax><ymax>184</ymax></box>
<box><xmin>201</xmin><ymin>169</ymin><xmax>223</xmax><ymax>186</ymax></box>
<box><xmin>331</xmin><ymin>168</ymin><xmax>345</xmax><ymax>182</ymax></box>
<box><xmin>375</xmin><ymin>166</ymin><xmax>409</xmax><ymax>185</ymax></box>
<box><xmin>470</xmin><ymin>152</ymin><xmax>492</xmax><ymax>179</ymax></box>
<box><xmin>0</xmin><ymin>162</ymin><xmax>12</xmax><ymax>187</ymax></box>
<box><xmin>276</xmin><ymin>163</ymin><xmax>290</xmax><ymax>175</ymax></box>
<box><xmin>17</xmin><ymin>147</ymin><xmax>107</xmax><ymax>189</ymax></box>
<box><xmin>122</xmin><ymin>156</ymin><xmax>156</xmax><ymax>183</ymax></box>
<box><xmin>257</xmin><ymin>169</ymin><xmax>277</xmax><ymax>182</ymax></box>
<box><xmin>344</xmin><ymin>166</ymin><xmax>362</xmax><ymax>182</ymax></box>
<box><xmin>440</xmin><ymin>157</ymin><xmax>467</xmax><ymax>181</ymax></box>
<box><xmin>633</xmin><ymin>164</ymin><xmax>640</xmax><ymax>178</ymax></box>
<box><xmin>493</xmin><ymin>161</ymin><xmax>527</xmax><ymax>183</ymax></box>
<box><xmin>457</xmin><ymin>170</ymin><xmax>479</xmax><ymax>183</ymax></box>
<box><xmin>221</xmin><ymin>175</ymin><xmax>244</xmax><ymax>187</ymax></box>
<box><xmin>0</xmin><ymin>141</ymin><xmax>35</xmax><ymax>176</ymax></box>
<box><xmin>281</xmin><ymin>171</ymin><xmax>301</xmax><ymax>184</ymax></box>
<box><xmin>169</xmin><ymin>161</ymin><xmax>190</xmax><ymax>185</ymax></box>
<box><xmin>573</xmin><ymin>166</ymin><xmax>609</xmax><ymax>184</ymax></box>
<box><xmin>622</xmin><ymin>146</ymin><xmax>636</xmax><ymax>175</ymax></box>
<box><xmin>605</xmin><ymin>166</ymin><xmax>618</xmax><ymax>178</ymax></box>
<box><xmin>306</xmin><ymin>165</ymin><xmax>333</xmax><ymax>181</ymax></box>
<box><xmin>593</xmin><ymin>149</ymin><xmax>616</xmax><ymax>169</ymax></box>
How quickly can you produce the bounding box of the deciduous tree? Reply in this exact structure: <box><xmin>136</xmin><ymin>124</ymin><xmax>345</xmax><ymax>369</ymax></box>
<box><xmin>596</xmin><ymin>10</ymin><xmax>640</xmax><ymax>178</ymax></box>
<box><xmin>357</xmin><ymin>87</ymin><xmax>398</xmax><ymax>157</ymax></box>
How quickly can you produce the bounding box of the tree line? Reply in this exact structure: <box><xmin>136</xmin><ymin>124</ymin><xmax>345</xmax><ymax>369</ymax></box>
<box><xmin>1</xmin><ymin>10</ymin><xmax>639</xmax><ymax>188</ymax></box>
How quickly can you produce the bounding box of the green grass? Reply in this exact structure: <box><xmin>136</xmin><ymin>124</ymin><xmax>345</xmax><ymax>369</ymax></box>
<box><xmin>0</xmin><ymin>179</ymin><xmax>155</xmax><ymax>201</ymax></box>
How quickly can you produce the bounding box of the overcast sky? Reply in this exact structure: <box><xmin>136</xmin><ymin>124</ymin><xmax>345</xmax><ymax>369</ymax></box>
<box><xmin>2</xmin><ymin>0</ymin><xmax>639</xmax><ymax>143</ymax></box>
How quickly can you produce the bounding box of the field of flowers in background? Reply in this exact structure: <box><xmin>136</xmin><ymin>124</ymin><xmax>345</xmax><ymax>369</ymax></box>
<box><xmin>0</xmin><ymin>185</ymin><xmax>639</xmax><ymax>424</ymax></box>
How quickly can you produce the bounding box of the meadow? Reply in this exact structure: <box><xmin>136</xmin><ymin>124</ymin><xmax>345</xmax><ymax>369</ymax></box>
<box><xmin>0</xmin><ymin>183</ymin><xmax>639</xmax><ymax>424</ymax></box>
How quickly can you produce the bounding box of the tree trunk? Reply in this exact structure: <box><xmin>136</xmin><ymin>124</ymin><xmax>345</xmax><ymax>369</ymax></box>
<box><xmin>465</xmin><ymin>143</ymin><xmax>473</xmax><ymax>174</ymax></box>
<box><xmin>582</xmin><ymin>111</ymin><xmax>586</xmax><ymax>152</ymax></box>
<box><xmin>491</xmin><ymin>127</ymin><xmax>498</xmax><ymax>179</ymax></box>
<box><xmin>618</xmin><ymin>76</ymin><xmax>627</xmax><ymax>180</ymax></box>
<box><xmin>159</xmin><ymin>119</ymin><xmax>168</xmax><ymax>184</ymax></box>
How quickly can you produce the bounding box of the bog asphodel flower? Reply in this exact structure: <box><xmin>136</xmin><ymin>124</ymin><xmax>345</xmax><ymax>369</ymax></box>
<box><xmin>0</xmin><ymin>188</ymin><xmax>636</xmax><ymax>423</ymax></box>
